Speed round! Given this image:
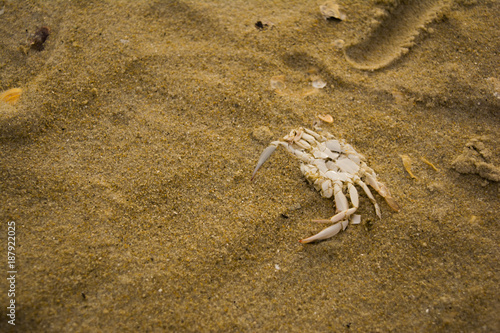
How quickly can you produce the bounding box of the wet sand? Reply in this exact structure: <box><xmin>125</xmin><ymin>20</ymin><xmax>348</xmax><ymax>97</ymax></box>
<box><xmin>0</xmin><ymin>1</ymin><xmax>499</xmax><ymax>331</ymax></box>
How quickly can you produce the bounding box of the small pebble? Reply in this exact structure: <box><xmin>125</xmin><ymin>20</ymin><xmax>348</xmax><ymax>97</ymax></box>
<box><xmin>312</xmin><ymin>79</ymin><xmax>327</xmax><ymax>89</ymax></box>
<box><xmin>270</xmin><ymin>75</ymin><xmax>286</xmax><ymax>90</ymax></box>
<box><xmin>333</xmin><ymin>39</ymin><xmax>345</xmax><ymax>49</ymax></box>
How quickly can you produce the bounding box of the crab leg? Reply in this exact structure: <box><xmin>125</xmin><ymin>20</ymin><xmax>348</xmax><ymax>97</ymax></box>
<box><xmin>355</xmin><ymin>178</ymin><xmax>381</xmax><ymax>218</ymax></box>
<box><xmin>302</xmin><ymin>181</ymin><xmax>359</xmax><ymax>243</ymax></box>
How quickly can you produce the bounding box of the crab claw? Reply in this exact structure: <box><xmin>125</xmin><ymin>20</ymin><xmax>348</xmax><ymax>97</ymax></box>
<box><xmin>365</xmin><ymin>173</ymin><xmax>400</xmax><ymax>212</ymax></box>
<box><xmin>299</xmin><ymin>220</ymin><xmax>349</xmax><ymax>244</ymax></box>
<box><xmin>251</xmin><ymin>143</ymin><xmax>278</xmax><ymax>181</ymax></box>
<box><xmin>376</xmin><ymin>183</ymin><xmax>400</xmax><ymax>211</ymax></box>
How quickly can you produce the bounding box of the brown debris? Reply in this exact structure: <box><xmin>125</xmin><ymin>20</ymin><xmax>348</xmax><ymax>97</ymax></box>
<box><xmin>30</xmin><ymin>26</ymin><xmax>51</xmax><ymax>51</ymax></box>
<box><xmin>317</xmin><ymin>114</ymin><xmax>333</xmax><ymax>123</ymax></box>
<box><xmin>420</xmin><ymin>157</ymin><xmax>439</xmax><ymax>171</ymax></box>
<box><xmin>400</xmin><ymin>154</ymin><xmax>417</xmax><ymax>179</ymax></box>
<box><xmin>0</xmin><ymin>88</ymin><xmax>22</xmax><ymax>105</ymax></box>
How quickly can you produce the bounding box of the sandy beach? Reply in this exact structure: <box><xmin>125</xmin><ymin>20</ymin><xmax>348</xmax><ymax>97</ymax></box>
<box><xmin>0</xmin><ymin>0</ymin><xmax>498</xmax><ymax>331</ymax></box>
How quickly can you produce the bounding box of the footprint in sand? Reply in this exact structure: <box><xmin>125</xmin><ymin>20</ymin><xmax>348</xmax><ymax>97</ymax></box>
<box><xmin>344</xmin><ymin>0</ymin><xmax>451</xmax><ymax>70</ymax></box>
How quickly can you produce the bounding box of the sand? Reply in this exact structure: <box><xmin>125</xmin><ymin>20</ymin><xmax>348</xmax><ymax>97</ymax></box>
<box><xmin>0</xmin><ymin>0</ymin><xmax>498</xmax><ymax>331</ymax></box>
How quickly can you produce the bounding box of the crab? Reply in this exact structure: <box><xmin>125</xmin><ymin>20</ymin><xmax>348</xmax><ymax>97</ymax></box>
<box><xmin>252</xmin><ymin>127</ymin><xmax>400</xmax><ymax>243</ymax></box>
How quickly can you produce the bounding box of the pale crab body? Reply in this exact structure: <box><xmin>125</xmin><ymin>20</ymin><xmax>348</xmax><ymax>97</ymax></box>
<box><xmin>252</xmin><ymin>127</ymin><xmax>399</xmax><ymax>243</ymax></box>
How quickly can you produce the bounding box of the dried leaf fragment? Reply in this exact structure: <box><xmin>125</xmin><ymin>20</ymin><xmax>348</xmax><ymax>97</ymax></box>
<box><xmin>400</xmin><ymin>154</ymin><xmax>417</xmax><ymax>179</ymax></box>
<box><xmin>420</xmin><ymin>157</ymin><xmax>439</xmax><ymax>171</ymax></box>
<box><xmin>0</xmin><ymin>88</ymin><xmax>22</xmax><ymax>105</ymax></box>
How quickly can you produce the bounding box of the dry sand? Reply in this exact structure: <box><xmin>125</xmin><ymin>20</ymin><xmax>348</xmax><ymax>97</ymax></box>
<box><xmin>0</xmin><ymin>0</ymin><xmax>499</xmax><ymax>331</ymax></box>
